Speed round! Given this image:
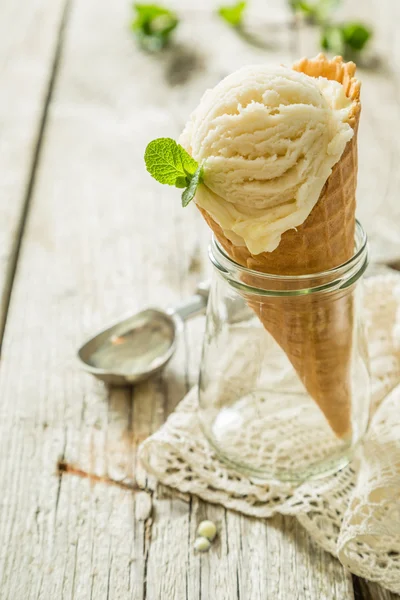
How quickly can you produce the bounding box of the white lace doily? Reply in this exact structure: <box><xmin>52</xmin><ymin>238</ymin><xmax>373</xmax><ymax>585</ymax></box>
<box><xmin>139</xmin><ymin>275</ymin><xmax>400</xmax><ymax>595</ymax></box>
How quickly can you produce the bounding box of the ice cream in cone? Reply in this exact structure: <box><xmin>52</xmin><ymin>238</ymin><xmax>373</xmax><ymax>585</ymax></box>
<box><xmin>180</xmin><ymin>54</ymin><xmax>361</xmax><ymax>438</ymax></box>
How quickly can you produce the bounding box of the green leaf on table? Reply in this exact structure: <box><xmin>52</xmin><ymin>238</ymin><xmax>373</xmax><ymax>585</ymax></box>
<box><xmin>144</xmin><ymin>138</ymin><xmax>204</xmax><ymax>207</ymax></box>
<box><xmin>218</xmin><ymin>1</ymin><xmax>247</xmax><ymax>27</ymax></box>
<box><xmin>131</xmin><ymin>3</ymin><xmax>179</xmax><ymax>52</ymax></box>
<box><xmin>181</xmin><ymin>163</ymin><xmax>204</xmax><ymax>207</ymax></box>
<box><xmin>341</xmin><ymin>22</ymin><xmax>372</xmax><ymax>52</ymax></box>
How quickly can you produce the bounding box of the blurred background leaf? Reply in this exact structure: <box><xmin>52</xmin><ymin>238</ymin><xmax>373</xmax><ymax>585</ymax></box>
<box><xmin>321</xmin><ymin>22</ymin><xmax>372</xmax><ymax>58</ymax></box>
<box><xmin>218</xmin><ymin>1</ymin><xmax>247</xmax><ymax>28</ymax></box>
<box><xmin>341</xmin><ymin>22</ymin><xmax>372</xmax><ymax>51</ymax></box>
<box><xmin>131</xmin><ymin>3</ymin><xmax>179</xmax><ymax>52</ymax></box>
<box><xmin>289</xmin><ymin>0</ymin><xmax>372</xmax><ymax>59</ymax></box>
<box><xmin>131</xmin><ymin>1</ymin><xmax>373</xmax><ymax>62</ymax></box>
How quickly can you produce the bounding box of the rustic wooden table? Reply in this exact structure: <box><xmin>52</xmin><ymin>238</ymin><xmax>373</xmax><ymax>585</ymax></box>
<box><xmin>1</xmin><ymin>0</ymin><xmax>399</xmax><ymax>598</ymax></box>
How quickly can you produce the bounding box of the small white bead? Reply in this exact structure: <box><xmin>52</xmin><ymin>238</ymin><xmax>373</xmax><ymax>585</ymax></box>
<box><xmin>197</xmin><ymin>520</ymin><xmax>217</xmax><ymax>542</ymax></box>
<box><xmin>194</xmin><ymin>537</ymin><xmax>211</xmax><ymax>553</ymax></box>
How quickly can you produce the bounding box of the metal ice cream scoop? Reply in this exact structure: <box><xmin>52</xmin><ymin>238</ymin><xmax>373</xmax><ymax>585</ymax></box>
<box><xmin>77</xmin><ymin>282</ymin><xmax>209</xmax><ymax>385</ymax></box>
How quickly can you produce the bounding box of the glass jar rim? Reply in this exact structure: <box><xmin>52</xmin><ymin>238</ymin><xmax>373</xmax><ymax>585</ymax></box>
<box><xmin>209</xmin><ymin>220</ymin><xmax>368</xmax><ymax>296</ymax></box>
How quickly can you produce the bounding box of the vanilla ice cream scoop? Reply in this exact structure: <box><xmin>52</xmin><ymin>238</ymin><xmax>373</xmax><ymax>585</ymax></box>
<box><xmin>180</xmin><ymin>65</ymin><xmax>354</xmax><ymax>254</ymax></box>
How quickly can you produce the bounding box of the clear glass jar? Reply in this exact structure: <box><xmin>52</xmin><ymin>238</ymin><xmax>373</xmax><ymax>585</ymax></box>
<box><xmin>198</xmin><ymin>221</ymin><xmax>370</xmax><ymax>483</ymax></box>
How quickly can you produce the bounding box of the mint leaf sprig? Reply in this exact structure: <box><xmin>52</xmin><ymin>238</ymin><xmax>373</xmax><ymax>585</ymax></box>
<box><xmin>131</xmin><ymin>3</ymin><xmax>179</xmax><ymax>52</ymax></box>
<box><xmin>145</xmin><ymin>138</ymin><xmax>204</xmax><ymax>207</ymax></box>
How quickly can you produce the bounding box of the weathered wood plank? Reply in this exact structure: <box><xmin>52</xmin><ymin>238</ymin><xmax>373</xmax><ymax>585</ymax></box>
<box><xmin>185</xmin><ymin>504</ymin><xmax>355</xmax><ymax>600</ymax></box>
<box><xmin>0</xmin><ymin>0</ymin><xmax>212</xmax><ymax>596</ymax></box>
<box><xmin>0</xmin><ymin>0</ymin><xmax>67</xmax><ymax>343</ymax></box>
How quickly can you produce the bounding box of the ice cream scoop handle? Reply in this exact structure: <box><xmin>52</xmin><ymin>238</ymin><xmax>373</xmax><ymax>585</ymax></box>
<box><xmin>169</xmin><ymin>281</ymin><xmax>210</xmax><ymax>322</ymax></box>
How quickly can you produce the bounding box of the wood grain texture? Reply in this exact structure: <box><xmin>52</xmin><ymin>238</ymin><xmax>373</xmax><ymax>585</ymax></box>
<box><xmin>0</xmin><ymin>0</ymin><xmax>67</xmax><ymax>344</ymax></box>
<box><xmin>0</xmin><ymin>0</ymin><xmax>398</xmax><ymax>598</ymax></box>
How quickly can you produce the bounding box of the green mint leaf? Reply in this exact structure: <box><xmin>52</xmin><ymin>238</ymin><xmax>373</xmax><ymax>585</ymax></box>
<box><xmin>132</xmin><ymin>3</ymin><xmax>179</xmax><ymax>51</ymax></box>
<box><xmin>144</xmin><ymin>137</ymin><xmax>204</xmax><ymax>205</ymax></box>
<box><xmin>180</xmin><ymin>150</ymin><xmax>198</xmax><ymax>178</ymax></box>
<box><xmin>181</xmin><ymin>164</ymin><xmax>204</xmax><ymax>207</ymax></box>
<box><xmin>218</xmin><ymin>1</ymin><xmax>246</xmax><ymax>27</ymax></box>
<box><xmin>145</xmin><ymin>138</ymin><xmax>198</xmax><ymax>187</ymax></box>
<box><xmin>341</xmin><ymin>22</ymin><xmax>372</xmax><ymax>51</ymax></box>
<box><xmin>175</xmin><ymin>176</ymin><xmax>189</xmax><ymax>189</ymax></box>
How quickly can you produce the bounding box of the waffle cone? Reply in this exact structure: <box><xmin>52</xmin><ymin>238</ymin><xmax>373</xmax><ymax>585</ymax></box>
<box><xmin>199</xmin><ymin>55</ymin><xmax>361</xmax><ymax>438</ymax></box>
